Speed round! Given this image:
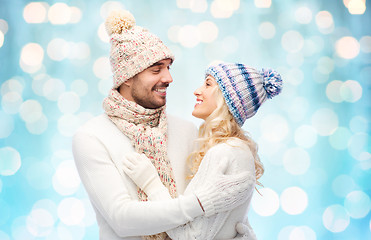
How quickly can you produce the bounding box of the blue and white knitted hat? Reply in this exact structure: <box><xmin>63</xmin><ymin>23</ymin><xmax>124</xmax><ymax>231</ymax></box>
<box><xmin>206</xmin><ymin>62</ymin><xmax>283</xmax><ymax>126</ymax></box>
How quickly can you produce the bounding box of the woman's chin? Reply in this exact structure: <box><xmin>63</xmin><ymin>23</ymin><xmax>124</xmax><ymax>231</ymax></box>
<box><xmin>191</xmin><ymin>110</ymin><xmax>197</xmax><ymax>118</ymax></box>
<box><xmin>192</xmin><ymin>111</ymin><xmax>203</xmax><ymax>120</ymax></box>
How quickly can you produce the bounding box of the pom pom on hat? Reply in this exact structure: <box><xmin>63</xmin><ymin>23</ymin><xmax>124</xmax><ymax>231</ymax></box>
<box><xmin>105</xmin><ymin>10</ymin><xmax>136</xmax><ymax>35</ymax></box>
<box><xmin>260</xmin><ymin>68</ymin><xmax>283</xmax><ymax>99</ymax></box>
<box><xmin>106</xmin><ymin>10</ymin><xmax>174</xmax><ymax>89</ymax></box>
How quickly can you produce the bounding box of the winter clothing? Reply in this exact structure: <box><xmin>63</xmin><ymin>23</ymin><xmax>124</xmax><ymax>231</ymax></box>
<box><xmin>105</xmin><ymin>10</ymin><xmax>174</xmax><ymax>89</ymax></box>
<box><xmin>124</xmin><ymin>139</ymin><xmax>258</xmax><ymax>239</ymax></box>
<box><xmin>73</xmin><ymin>114</ymin><xmax>253</xmax><ymax>239</ymax></box>
<box><xmin>206</xmin><ymin>62</ymin><xmax>283</xmax><ymax>126</ymax></box>
<box><xmin>72</xmin><ymin>114</ymin><xmax>200</xmax><ymax>240</ymax></box>
<box><xmin>103</xmin><ymin>89</ymin><xmax>176</xmax><ymax>240</ymax></box>
<box><xmin>103</xmin><ymin>89</ymin><xmax>177</xmax><ymax>201</ymax></box>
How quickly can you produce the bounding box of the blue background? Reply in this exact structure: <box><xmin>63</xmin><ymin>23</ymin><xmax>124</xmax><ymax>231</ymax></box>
<box><xmin>0</xmin><ymin>0</ymin><xmax>370</xmax><ymax>239</ymax></box>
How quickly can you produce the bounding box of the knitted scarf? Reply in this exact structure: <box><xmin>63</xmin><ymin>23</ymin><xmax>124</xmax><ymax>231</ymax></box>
<box><xmin>103</xmin><ymin>89</ymin><xmax>177</xmax><ymax>240</ymax></box>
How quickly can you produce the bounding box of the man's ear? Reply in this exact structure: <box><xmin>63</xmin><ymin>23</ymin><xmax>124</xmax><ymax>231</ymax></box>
<box><xmin>123</xmin><ymin>78</ymin><xmax>133</xmax><ymax>87</ymax></box>
<box><xmin>118</xmin><ymin>78</ymin><xmax>134</xmax><ymax>97</ymax></box>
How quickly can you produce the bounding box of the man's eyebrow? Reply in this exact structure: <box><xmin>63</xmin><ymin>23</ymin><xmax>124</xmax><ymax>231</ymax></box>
<box><xmin>149</xmin><ymin>62</ymin><xmax>164</xmax><ymax>68</ymax></box>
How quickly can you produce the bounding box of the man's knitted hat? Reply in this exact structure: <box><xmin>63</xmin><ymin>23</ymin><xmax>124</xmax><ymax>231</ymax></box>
<box><xmin>105</xmin><ymin>10</ymin><xmax>174</xmax><ymax>89</ymax></box>
<box><xmin>206</xmin><ymin>62</ymin><xmax>283</xmax><ymax>126</ymax></box>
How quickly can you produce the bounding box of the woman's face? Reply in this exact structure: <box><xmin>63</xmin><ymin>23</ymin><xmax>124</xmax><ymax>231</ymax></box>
<box><xmin>192</xmin><ymin>75</ymin><xmax>218</xmax><ymax>120</ymax></box>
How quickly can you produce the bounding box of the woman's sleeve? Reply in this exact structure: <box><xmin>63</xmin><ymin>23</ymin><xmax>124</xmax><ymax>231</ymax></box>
<box><xmin>72</xmin><ymin>130</ymin><xmax>203</xmax><ymax>237</ymax></box>
<box><xmin>164</xmin><ymin>146</ymin><xmax>231</xmax><ymax>239</ymax></box>
<box><xmin>167</xmin><ymin>144</ymin><xmax>256</xmax><ymax>240</ymax></box>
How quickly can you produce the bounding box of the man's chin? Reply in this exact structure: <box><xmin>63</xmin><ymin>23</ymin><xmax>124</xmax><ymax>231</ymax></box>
<box><xmin>146</xmin><ymin>100</ymin><xmax>166</xmax><ymax>109</ymax></box>
<box><xmin>155</xmin><ymin>97</ymin><xmax>167</xmax><ymax>107</ymax></box>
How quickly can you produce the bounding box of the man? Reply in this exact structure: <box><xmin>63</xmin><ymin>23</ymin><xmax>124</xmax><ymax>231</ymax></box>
<box><xmin>73</xmin><ymin>10</ymin><xmax>250</xmax><ymax>239</ymax></box>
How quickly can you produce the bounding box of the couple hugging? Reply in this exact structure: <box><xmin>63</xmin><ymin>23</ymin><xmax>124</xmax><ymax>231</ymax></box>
<box><xmin>73</xmin><ymin>10</ymin><xmax>282</xmax><ymax>240</ymax></box>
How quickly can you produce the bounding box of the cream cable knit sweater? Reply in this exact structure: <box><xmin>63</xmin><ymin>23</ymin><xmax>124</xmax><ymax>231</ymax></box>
<box><xmin>73</xmin><ymin>114</ymin><xmax>201</xmax><ymax>239</ymax></box>
<box><xmin>142</xmin><ymin>139</ymin><xmax>257</xmax><ymax>239</ymax></box>
<box><xmin>73</xmin><ymin>114</ymin><xmax>254</xmax><ymax>239</ymax></box>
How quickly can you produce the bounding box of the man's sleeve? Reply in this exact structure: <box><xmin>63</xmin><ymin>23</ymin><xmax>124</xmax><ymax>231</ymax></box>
<box><xmin>72</xmin><ymin>130</ymin><xmax>203</xmax><ymax>237</ymax></box>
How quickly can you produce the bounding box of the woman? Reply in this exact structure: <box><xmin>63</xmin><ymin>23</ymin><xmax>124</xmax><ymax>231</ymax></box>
<box><xmin>123</xmin><ymin>62</ymin><xmax>283</xmax><ymax>239</ymax></box>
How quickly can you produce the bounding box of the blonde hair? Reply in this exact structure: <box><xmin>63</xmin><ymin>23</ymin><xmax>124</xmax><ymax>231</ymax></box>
<box><xmin>188</xmin><ymin>86</ymin><xmax>264</xmax><ymax>184</ymax></box>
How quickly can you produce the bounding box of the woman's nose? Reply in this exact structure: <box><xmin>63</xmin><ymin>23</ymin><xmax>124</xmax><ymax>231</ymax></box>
<box><xmin>194</xmin><ymin>86</ymin><xmax>202</xmax><ymax>96</ymax></box>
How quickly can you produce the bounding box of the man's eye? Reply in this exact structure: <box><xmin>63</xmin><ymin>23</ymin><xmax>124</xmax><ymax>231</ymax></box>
<box><xmin>153</xmin><ymin>69</ymin><xmax>160</xmax><ymax>73</ymax></box>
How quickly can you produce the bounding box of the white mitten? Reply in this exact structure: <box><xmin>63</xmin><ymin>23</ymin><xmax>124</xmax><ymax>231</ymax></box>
<box><xmin>195</xmin><ymin>171</ymin><xmax>256</xmax><ymax>217</ymax></box>
<box><xmin>123</xmin><ymin>152</ymin><xmax>171</xmax><ymax>200</ymax></box>
<box><xmin>229</xmin><ymin>221</ymin><xmax>257</xmax><ymax>240</ymax></box>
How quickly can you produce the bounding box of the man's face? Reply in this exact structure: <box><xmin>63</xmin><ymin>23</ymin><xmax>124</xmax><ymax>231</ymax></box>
<box><xmin>127</xmin><ymin>58</ymin><xmax>173</xmax><ymax>109</ymax></box>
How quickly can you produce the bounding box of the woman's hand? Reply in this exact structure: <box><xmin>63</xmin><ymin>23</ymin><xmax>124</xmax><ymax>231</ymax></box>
<box><xmin>225</xmin><ymin>221</ymin><xmax>257</xmax><ymax>240</ymax></box>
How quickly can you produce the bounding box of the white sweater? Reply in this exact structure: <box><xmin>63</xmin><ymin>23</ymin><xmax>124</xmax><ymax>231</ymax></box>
<box><xmin>155</xmin><ymin>139</ymin><xmax>257</xmax><ymax>239</ymax></box>
<box><xmin>72</xmin><ymin>114</ymin><xmax>203</xmax><ymax>239</ymax></box>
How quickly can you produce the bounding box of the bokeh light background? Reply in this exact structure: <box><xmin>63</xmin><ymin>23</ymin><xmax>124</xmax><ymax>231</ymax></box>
<box><xmin>0</xmin><ymin>0</ymin><xmax>370</xmax><ymax>239</ymax></box>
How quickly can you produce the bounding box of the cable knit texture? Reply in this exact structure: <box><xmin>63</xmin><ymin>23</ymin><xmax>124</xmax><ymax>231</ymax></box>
<box><xmin>132</xmin><ymin>139</ymin><xmax>257</xmax><ymax>239</ymax></box>
<box><xmin>105</xmin><ymin>10</ymin><xmax>174</xmax><ymax>89</ymax></box>
<box><xmin>72</xmin><ymin>114</ymin><xmax>201</xmax><ymax>239</ymax></box>
<box><xmin>168</xmin><ymin>140</ymin><xmax>257</xmax><ymax>239</ymax></box>
<box><xmin>103</xmin><ymin>89</ymin><xmax>177</xmax><ymax>240</ymax></box>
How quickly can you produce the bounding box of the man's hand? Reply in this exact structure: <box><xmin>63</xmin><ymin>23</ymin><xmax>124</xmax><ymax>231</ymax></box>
<box><xmin>122</xmin><ymin>152</ymin><xmax>166</xmax><ymax>197</ymax></box>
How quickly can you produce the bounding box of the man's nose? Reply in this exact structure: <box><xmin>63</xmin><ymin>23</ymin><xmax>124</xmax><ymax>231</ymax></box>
<box><xmin>161</xmin><ymin>69</ymin><xmax>173</xmax><ymax>84</ymax></box>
